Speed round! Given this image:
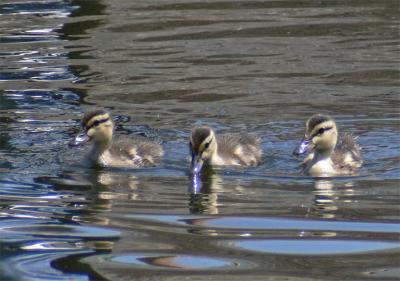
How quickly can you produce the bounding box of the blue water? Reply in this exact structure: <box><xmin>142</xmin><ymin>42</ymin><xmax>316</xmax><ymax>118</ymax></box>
<box><xmin>0</xmin><ymin>0</ymin><xmax>399</xmax><ymax>280</ymax></box>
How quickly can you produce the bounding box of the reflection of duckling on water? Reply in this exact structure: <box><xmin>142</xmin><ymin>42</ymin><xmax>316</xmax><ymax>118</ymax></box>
<box><xmin>293</xmin><ymin>114</ymin><xmax>362</xmax><ymax>176</ymax></box>
<box><xmin>189</xmin><ymin>126</ymin><xmax>262</xmax><ymax>174</ymax></box>
<box><xmin>69</xmin><ymin>110</ymin><xmax>163</xmax><ymax>168</ymax></box>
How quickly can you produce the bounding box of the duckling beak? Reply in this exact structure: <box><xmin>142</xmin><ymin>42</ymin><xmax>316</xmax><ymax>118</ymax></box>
<box><xmin>69</xmin><ymin>132</ymin><xmax>91</xmax><ymax>147</ymax></box>
<box><xmin>191</xmin><ymin>155</ymin><xmax>204</xmax><ymax>175</ymax></box>
<box><xmin>293</xmin><ymin>138</ymin><xmax>309</xmax><ymax>156</ymax></box>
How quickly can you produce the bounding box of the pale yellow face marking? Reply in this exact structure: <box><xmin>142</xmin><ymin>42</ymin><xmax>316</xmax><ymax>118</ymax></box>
<box><xmin>85</xmin><ymin>113</ymin><xmax>110</xmax><ymax>128</ymax></box>
<box><xmin>197</xmin><ymin>132</ymin><xmax>217</xmax><ymax>161</ymax></box>
<box><xmin>307</xmin><ymin>120</ymin><xmax>338</xmax><ymax>151</ymax></box>
<box><xmin>308</xmin><ymin>120</ymin><xmax>336</xmax><ymax>137</ymax></box>
<box><xmin>190</xmin><ymin>129</ymin><xmax>216</xmax><ymax>156</ymax></box>
<box><xmin>85</xmin><ymin>113</ymin><xmax>113</xmax><ymax>144</ymax></box>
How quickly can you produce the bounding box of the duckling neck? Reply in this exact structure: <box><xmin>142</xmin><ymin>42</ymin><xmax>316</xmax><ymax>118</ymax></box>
<box><xmin>210</xmin><ymin>145</ymin><xmax>225</xmax><ymax>165</ymax></box>
<box><xmin>314</xmin><ymin>148</ymin><xmax>333</xmax><ymax>161</ymax></box>
<box><xmin>90</xmin><ymin>139</ymin><xmax>112</xmax><ymax>163</ymax></box>
<box><xmin>307</xmin><ymin>148</ymin><xmax>336</xmax><ymax>176</ymax></box>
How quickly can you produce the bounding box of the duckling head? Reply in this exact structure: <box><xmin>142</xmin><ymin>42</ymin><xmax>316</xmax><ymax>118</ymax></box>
<box><xmin>70</xmin><ymin>110</ymin><xmax>114</xmax><ymax>149</ymax></box>
<box><xmin>189</xmin><ymin>126</ymin><xmax>217</xmax><ymax>174</ymax></box>
<box><xmin>293</xmin><ymin>114</ymin><xmax>338</xmax><ymax>156</ymax></box>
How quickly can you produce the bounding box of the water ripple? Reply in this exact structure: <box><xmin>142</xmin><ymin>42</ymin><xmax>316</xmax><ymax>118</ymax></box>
<box><xmin>0</xmin><ymin>1</ymin><xmax>75</xmax><ymax>17</ymax></box>
<box><xmin>0</xmin><ymin>0</ymin><xmax>399</xmax><ymax>280</ymax></box>
<box><xmin>122</xmin><ymin>214</ymin><xmax>400</xmax><ymax>237</ymax></box>
<box><xmin>1</xmin><ymin>252</ymin><xmax>91</xmax><ymax>281</ymax></box>
<box><xmin>2</xmin><ymin>220</ymin><xmax>120</xmax><ymax>240</ymax></box>
<box><xmin>88</xmin><ymin>252</ymin><xmax>254</xmax><ymax>271</ymax></box>
<box><xmin>220</xmin><ymin>239</ymin><xmax>400</xmax><ymax>255</ymax></box>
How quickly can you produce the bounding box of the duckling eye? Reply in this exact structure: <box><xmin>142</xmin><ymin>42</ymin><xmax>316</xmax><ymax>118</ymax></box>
<box><xmin>317</xmin><ymin>127</ymin><xmax>333</xmax><ymax>136</ymax></box>
<box><xmin>93</xmin><ymin>120</ymin><xmax>100</xmax><ymax>127</ymax></box>
<box><xmin>204</xmin><ymin>142</ymin><xmax>210</xmax><ymax>149</ymax></box>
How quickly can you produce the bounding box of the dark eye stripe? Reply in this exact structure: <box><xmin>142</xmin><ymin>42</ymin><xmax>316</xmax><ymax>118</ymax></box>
<box><xmin>202</xmin><ymin>139</ymin><xmax>213</xmax><ymax>152</ymax></box>
<box><xmin>312</xmin><ymin>126</ymin><xmax>332</xmax><ymax>138</ymax></box>
<box><xmin>86</xmin><ymin>118</ymin><xmax>110</xmax><ymax>130</ymax></box>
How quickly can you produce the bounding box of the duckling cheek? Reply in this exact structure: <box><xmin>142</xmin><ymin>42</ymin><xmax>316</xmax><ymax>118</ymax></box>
<box><xmin>315</xmin><ymin>136</ymin><xmax>329</xmax><ymax>150</ymax></box>
<box><xmin>324</xmin><ymin>132</ymin><xmax>337</xmax><ymax>148</ymax></box>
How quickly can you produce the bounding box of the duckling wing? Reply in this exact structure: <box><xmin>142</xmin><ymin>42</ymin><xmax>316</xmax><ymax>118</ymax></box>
<box><xmin>134</xmin><ymin>139</ymin><xmax>164</xmax><ymax>166</ymax></box>
<box><xmin>111</xmin><ymin>136</ymin><xmax>164</xmax><ymax>167</ymax></box>
<box><xmin>332</xmin><ymin>132</ymin><xmax>363</xmax><ymax>171</ymax></box>
<box><xmin>217</xmin><ymin>133</ymin><xmax>262</xmax><ymax>166</ymax></box>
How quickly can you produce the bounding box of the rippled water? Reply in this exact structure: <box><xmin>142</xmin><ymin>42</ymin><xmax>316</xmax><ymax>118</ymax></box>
<box><xmin>1</xmin><ymin>0</ymin><xmax>399</xmax><ymax>280</ymax></box>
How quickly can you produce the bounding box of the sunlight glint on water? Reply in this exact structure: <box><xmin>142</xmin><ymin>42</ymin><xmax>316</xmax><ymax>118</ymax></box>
<box><xmin>0</xmin><ymin>0</ymin><xmax>399</xmax><ymax>280</ymax></box>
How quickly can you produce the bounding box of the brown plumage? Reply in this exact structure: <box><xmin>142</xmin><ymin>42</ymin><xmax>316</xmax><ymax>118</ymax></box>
<box><xmin>70</xmin><ymin>110</ymin><xmax>163</xmax><ymax>168</ymax></box>
<box><xmin>189</xmin><ymin>125</ymin><xmax>262</xmax><ymax>174</ymax></box>
<box><xmin>330</xmin><ymin>133</ymin><xmax>362</xmax><ymax>171</ymax></box>
<box><xmin>216</xmin><ymin>134</ymin><xmax>262</xmax><ymax>166</ymax></box>
<box><xmin>294</xmin><ymin>114</ymin><xmax>362</xmax><ymax>176</ymax></box>
<box><xmin>107</xmin><ymin>136</ymin><xmax>164</xmax><ymax>167</ymax></box>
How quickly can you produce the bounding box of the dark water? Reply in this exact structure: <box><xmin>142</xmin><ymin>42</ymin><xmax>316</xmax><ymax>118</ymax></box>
<box><xmin>1</xmin><ymin>0</ymin><xmax>399</xmax><ymax>280</ymax></box>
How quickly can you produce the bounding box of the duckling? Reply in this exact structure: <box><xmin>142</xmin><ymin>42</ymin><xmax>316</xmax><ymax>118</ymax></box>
<box><xmin>293</xmin><ymin>114</ymin><xmax>362</xmax><ymax>176</ymax></box>
<box><xmin>69</xmin><ymin>109</ymin><xmax>163</xmax><ymax>168</ymax></box>
<box><xmin>189</xmin><ymin>126</ymin><xmax>262</xmax><ymax>174</ymax></box>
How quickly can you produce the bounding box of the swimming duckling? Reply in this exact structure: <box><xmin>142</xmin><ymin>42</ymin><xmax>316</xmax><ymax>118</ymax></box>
<box><xmin>189</xmin><ymin>126</ymin><xmax>262</xmax><ymax>174</ymax></box>
<box><xmin>293</xmin><ymin>114</ymin><xmax>362</xmax><ymax>176</ymax></box>
<box><xmin>69</xmin><ymin>110</ymin><xmax>163</xmax><ymax>168</ymax></box>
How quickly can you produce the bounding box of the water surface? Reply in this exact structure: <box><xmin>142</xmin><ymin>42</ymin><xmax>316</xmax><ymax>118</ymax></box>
<box><xmin>0</xmin><ymin>0</ymin><xmax>399</xmax><ymax>280</ymax></box>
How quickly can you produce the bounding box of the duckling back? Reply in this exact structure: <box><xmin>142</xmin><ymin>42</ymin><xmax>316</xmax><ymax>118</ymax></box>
<box><xmin>217</xmin><ymin>133</ymin><xmax>262</xmax><ymax>166</ymax></box>
<box><xmin>331</xmin><ymin>133</ymin><xmax>362</xmax><ymax>173</ymax></box>
<box><xmin>108</xmin><ymin>135</ymin><xmax>164</xmax><ymax>168</ymax></box>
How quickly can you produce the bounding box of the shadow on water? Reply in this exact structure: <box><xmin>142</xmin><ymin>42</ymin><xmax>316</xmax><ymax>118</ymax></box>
<box><xmin>0</xmin><ymin>0</ymin><xmax>399</xmax><ymax>280</ymax></box>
